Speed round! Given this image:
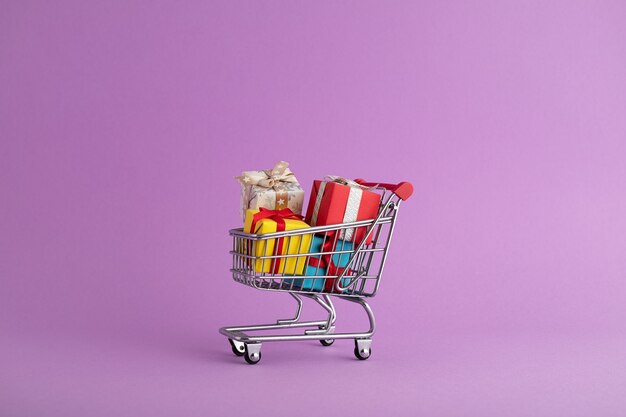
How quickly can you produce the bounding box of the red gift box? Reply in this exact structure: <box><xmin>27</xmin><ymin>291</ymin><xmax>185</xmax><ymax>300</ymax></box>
<box><xmin>305</xmin><ymin>177</ymin><xmax>381</xmax><ymax>245</ymax></box>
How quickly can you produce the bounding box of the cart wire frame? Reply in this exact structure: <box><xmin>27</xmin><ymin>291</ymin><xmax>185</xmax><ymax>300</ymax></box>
<box><xmin>219</xmin><ymin>180</ymin><xmax>413</xmax><ymax>364</ymax></box>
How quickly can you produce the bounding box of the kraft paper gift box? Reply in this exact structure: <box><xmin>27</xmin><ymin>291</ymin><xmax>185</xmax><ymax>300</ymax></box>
<box><xmin>243</xmin><ymin>208</ymin><xmax>313</xmax><ymax>275</ymax></box>
<box><xmin>236</xmin><ymin>161</ymin><xmax>305</xmax><ymax>222</ymax></box>
<box><xmin>283</xmin><ymin>235</ymin><xmax>354</xmax><ymax>292</ymax></box>
<box><xmin>305</xmin><ymin>176</ymin><xmax>381</xmax><ymax>245</ymax></box>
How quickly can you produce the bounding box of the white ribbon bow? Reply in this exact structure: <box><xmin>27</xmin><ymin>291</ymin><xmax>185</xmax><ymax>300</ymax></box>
<box><xmin>236</xmin><ymin>161</ymin><xmax>298</xmax><ymax>190</ymax></box>
<box><xmin>323</xmin><ymin>175</ymin><xmax>372</xmax><ymax>190</ymax></box>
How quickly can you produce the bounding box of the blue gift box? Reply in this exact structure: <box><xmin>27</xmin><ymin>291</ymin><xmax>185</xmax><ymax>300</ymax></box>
<box><xmin>283</xmin><ymin>235</ymin><xmax>354</xmax><ymax>291</ymax></box>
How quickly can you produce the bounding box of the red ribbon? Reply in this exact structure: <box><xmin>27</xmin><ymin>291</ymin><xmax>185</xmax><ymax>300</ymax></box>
<box><xmin>307</xmin><ymin>232</ymin><xmax>352</xmax><ymax>292</ymax></box>
<box><xmin>250</xmin><ymin>208</ymin><xmax>304</xmax><ymax>274</ymax></box>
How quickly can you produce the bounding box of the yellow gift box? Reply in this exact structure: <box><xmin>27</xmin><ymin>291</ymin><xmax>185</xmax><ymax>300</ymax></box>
<box><xmin>244</xmin><ymin>209</ymin><xmax>313</xmax><ymax>274</ymax></box>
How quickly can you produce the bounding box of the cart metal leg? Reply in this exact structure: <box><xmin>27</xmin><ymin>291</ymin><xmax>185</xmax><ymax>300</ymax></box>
<box><xmin>276</xmin><ymin>293</ymin><xmax>303</xmax><ymax>324</ymax></box>
<box><xmin>219</xmin><ymin>292</ymin><xmax>375</xmax><ymax>364</ymax></box>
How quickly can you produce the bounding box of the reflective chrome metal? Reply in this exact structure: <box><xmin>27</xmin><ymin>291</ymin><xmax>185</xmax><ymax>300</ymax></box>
<box><xmin>219</xmin><ymin>183</ymin><xmax>408</xmax><ymax>362</ymax></box>
<box><xmin>354</xmin><ymin>338</ymin><xmax>372</xmax><ymax>360</ymax></box>
<box><xmin>244</xmin><ymin>343</ymin><xmax>262</xmax><ymax>364</ymax></box>
<box><xmin>276</xmin><ymin>293</ymin><xmax>303</xmax><ymax>324</ymax></box>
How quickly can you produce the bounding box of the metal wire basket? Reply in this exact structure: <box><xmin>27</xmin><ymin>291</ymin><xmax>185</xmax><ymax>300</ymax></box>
<box><xmin>219</xmin><ymin>179</ymin><xmax>413</xmax><ymax>364</ymax></box>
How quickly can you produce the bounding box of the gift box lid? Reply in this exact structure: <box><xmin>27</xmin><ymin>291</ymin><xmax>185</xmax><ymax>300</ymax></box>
<box><xmin>244</xmin><ymin>209</ymin><xmax>310</xmax><ymax>235</ymax></box>
<box><xmin>305</xmin><ymin>179</ymin><xmax>381</xmax><ymax>226</ymax></box>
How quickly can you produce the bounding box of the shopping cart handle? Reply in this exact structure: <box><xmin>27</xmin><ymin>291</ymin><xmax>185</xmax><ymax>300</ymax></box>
<box><xmin>354</xmin><ymin>179</ymin><xmax>413</xmax><ymax>201</ymax></box>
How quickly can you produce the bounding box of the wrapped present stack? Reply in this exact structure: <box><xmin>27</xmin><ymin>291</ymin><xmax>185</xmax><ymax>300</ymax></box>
<box><xmin>235</xmin><ymin>162</ymin><xmax>383</xmax><ymax>291</ymax></box>
<box><xmin>236</xmin><ymin>161</ymin><xmax>304</xmax><ymax>221</ymax></box>
<box><xmin>243</xmin><ymin>208</ymin><xmax>312</xmax><ymax>275</ymax></box>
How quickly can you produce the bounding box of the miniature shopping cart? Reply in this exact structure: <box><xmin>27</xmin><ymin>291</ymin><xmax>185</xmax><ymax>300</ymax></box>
<box><xmin>219</xmin><ymin>179</ymin><xmax>413</xmax><ymax>364</ymax></box>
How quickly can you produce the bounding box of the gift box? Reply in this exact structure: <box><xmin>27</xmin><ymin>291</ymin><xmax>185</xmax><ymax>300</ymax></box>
<box><xmin>236</xmin><ymin>161</ymin><xmax>305</xmax><ymax>221</ymax></box>
<box><xmin>283</xmin><ymin>235</ymin><xmax>354</xmax><ymax>291</ymax></box>
<box><xmin>305</xmin><ymin>176</ymin><xmax>381</xmax><ymax>245</ymax></box>
<box><xmin>243</xmin><ymin>208</ymin><xmax>313</xmax><ymax>274</ymax></box>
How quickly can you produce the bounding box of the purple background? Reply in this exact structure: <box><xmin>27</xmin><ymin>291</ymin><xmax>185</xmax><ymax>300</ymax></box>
<box><xmin>2</xmin><ymin>1</ymin><xmax>626</xmax><ymax>416</ymax></box>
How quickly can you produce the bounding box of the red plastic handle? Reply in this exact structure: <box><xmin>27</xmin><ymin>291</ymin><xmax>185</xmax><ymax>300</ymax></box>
<box><xmin>354</xmin><ymin>179</ymin><xmax>413</xmax><ymax>201</ymax></box>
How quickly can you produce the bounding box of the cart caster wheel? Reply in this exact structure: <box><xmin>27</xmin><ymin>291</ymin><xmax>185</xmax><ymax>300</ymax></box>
<box><xmin>354</xmin><ymin>340</ymin><xmax>371</xmax><ymax>360</ymax></box>
<box><xmin>320</xmin><ymin>339</ymin><xmax>335</xmax><ymax>347</ymax></box>
<box><xmin>318</xmin><ymin>326</ymin><xmax>334</xmax><ymax>346</ymax></box>
<box><xmin>354</xmin><ymin>347</ymin><xmax>371</xmax><ymax>360</ymax></box>
<box><xmin>244</xmin><ymin>344</ymin><xmax>262</xmax><ymax>365</ymax></box>
<box><xmin>228</xmin><ymin>339</ymin><xmax>245</xmax><ymax>357</ymax></box>
<box><xmin>244</xmin><ymin>351</ymin><xmax>262</xmax><ymax>365</ymax></box>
